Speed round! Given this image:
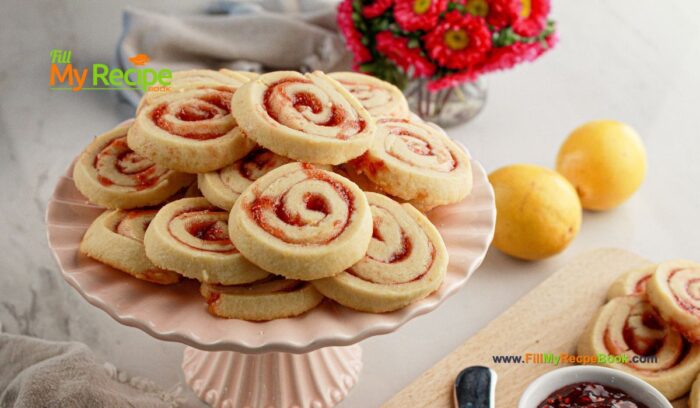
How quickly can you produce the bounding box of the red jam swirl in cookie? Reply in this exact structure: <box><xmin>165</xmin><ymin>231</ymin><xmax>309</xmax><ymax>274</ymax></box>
<box><xmin>634</xmin><ymin>274</ymin><xmax>652</xmax><ymax>295</ymax></box>
<box><xmin>262</xmin><ymin>78</ymin><xmax>366</xmax><ymax>139</ymax></box>
<box><xmin>349</xmin><ymin>202</ymin><xmax>436</xmax><ymax>285</ymax></box>
<box><xmin>114</xmin><ymin>209</ymin><xmax>158</xmax><ymax>241</ymax></box>
<box><xmin>231</xmin><ymin>149</ymin><xmax>290</xmax><ymax>183</ymax></box>
<box><xmin>337</xmin><ymin>80</ymin><xmax>394</xmax><ymax>113</ymax></box>
<box><xmin>150</xmin><ymin>89</ymin><xmax>235</xmax><ymax>140</ymax></box>
<box><xmin>247</xmin><ymin>165</ymin><xmax>355</xmax><ymax>245</ymax></box>
<box><xmin>666</xmin><ymin>268</ymin><xmax>700</xmax><ymax>314</ymax></box>
<box><xmin>379</xmin><ymin>118</ymin><xmax>457</xmax><ymax>172</ymax></box>
<box><xmin>329</xmin><ymin>72</ymin><xmax>408</xmax><ymax>117</ymax></box>
<box><xmin>168</xmin><ymin>207</ymin><xmax>237</xmax><ymax>253</ymax></box>
<box><xmin>603</xmin><ymin>298</ymin><xmax>687</xmax><ymax>372</ymax></box>
<box><xmin>93</xmin><ymin>137</ymin><xmax>166</xmax><ymax>189</ymax></box>
<box><xmin>206</xmin><ymin>291</ymin><xmax>221</xmax><ymax>305</ymax></box>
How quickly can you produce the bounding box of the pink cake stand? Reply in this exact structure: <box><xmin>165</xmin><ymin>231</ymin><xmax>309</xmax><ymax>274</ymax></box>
<box><xmin>46</xmin><ymin>156</ymin><xmax>495</xmax><ymax>408</ymax></box>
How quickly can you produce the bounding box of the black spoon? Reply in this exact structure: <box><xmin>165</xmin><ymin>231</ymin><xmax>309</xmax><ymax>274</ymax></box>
<box><xmin>453</xmin><ymin>366</ymin><xmax>497</xmax><ymax>408</ymax></box>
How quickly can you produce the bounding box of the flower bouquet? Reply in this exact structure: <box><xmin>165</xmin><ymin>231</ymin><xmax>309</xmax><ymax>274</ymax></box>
<box><xmin>337</xmin><ymin>0</ymin><xmax>557</xmax><ymax>125</ymax></box>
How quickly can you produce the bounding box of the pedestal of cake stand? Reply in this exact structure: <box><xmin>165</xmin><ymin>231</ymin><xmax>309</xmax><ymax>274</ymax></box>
<box><xmin>182</xmin><ymin>344</ymin><xmax>362</xmax><ymax>408</ymax></box>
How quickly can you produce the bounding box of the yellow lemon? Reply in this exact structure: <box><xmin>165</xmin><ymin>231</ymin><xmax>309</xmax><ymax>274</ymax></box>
<box><xmin>489</xmin><ymin>164</ymin><xmax>582</xmax><ymax>261</ymax></box>
<box><xmin>556</xmin><ymin>120</ymin><xmax>647</xmax><ymax>211</ymax></box>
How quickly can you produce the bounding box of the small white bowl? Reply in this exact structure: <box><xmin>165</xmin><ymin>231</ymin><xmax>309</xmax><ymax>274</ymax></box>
<box><xmin>518</xmin><ymin>365</ymin><xmax>672</xmax><ymax>408</ymax></box>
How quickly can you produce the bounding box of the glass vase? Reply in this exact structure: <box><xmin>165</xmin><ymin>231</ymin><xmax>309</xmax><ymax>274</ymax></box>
<box><xmin>405</xmin><ymin>78</ymin><xmax>487</xmax><ymax>127</ymax></box>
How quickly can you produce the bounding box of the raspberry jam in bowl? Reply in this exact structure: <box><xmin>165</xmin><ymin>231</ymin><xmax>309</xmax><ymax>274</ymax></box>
<box><xmin>538</xmin><ymin>382</ymin><xmax>648</xmax><ymax>407</ymax></box>
<box><xmin>518</xmin><ymin>366</ymin><xmax>671</xmax><ymax>408</ymax></box>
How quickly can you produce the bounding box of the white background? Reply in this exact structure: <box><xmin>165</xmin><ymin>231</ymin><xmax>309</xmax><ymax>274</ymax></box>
<box><xmin>1</xmin><ymin>1</ymin><xmax>699</xmax><ymax>406</ymax></box>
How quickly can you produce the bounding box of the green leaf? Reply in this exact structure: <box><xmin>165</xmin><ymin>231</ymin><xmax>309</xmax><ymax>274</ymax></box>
<box><xmin>359</xmin><ymin>63</ymin><xmax>374</xmax><ymax>74</ymax></box>
<box><xmin>493</xmin><ymin>27</ymin><xmax>518</xmax><ymax>47</ymax></box>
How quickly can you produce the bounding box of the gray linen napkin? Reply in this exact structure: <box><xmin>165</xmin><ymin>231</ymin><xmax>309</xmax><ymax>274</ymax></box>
<box><xmin>117</xmin><ymin>1</ymin><xmax>348</xmax><ymax>106</ymax></box>
<box><xmin>0</xmin><ymin>332</ymin><xmax>180</xmax><ymax>408</ymax></box>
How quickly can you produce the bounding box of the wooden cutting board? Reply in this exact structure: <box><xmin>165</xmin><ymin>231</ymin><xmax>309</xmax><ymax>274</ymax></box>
<box><xmin>382</xmin><ymin>248</ymin><xmax>689</xmax><ymax>408</ymax></box>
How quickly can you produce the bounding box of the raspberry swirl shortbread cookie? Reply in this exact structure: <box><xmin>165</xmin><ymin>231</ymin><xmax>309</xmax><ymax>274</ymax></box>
<box><xmin>229</xmin><ymin>162</ymin><xmax>373</xmax><ymax>280</ymax></box>
<box><xmin>607</xmin><ymin>264</ymin><xmax>657</xmax><ymax>300</ymax></box>
<box><xmin>232</xmin><ymin>71</ymin><xmax>376</xmax><ymax>165</ymax></box>
<box><xmin>578</xmin><ymin>295</ymin><xmax>700</xmax><ymax>400</ymax></box>
<box><xmin>198</xmin><ymin>148</ymin><xmax>292</xmax><ymax>210</ymax></box>
<box><xmin>170</xmin><ymin>69</ymin><xmax>254</xmax><ymax>88</ymax></box>
<box><xmin>220</xmin><ymin>69</ymin><xmax>259</xmax><ymax>81</ymax></box>
<box><xmin>137</xmin><ymin>69</ymin><xmax>255</xmax><ymax>112</ymax></box>
<box><xmin>329</xmin><ymin>72</ymin><xmax>409</xmax><ymax>119</ymax></box>
<box><xmin>144</xmin><ymin>197</ymin><xmax>269</xmax><ymax>285</ymax></box>
<box><xmin>80</xmin><ymin>209</ymin><xmax>181</xmax><ymax>285</ymax></box>
<box><xmin>129</xmin><ymin>87</ymin><xmax>256</xmax><ymax>173</ymax></box>
<box><xmin>647</xmin><ymin>260</ymin><xmax>700</xmax><ymax>343</ymax></box>
<box><xmin>73</xmin><ymin>125</ymin><xmax>194</xmax><ymax>209</ymax></box>
<box><xmin>201</xmin><ymin>277</ymin><xmax>323</xmax><ymax>321</ymax></box>
<box><xmin>691</xmin><ymin>374</ymin><xmax>700</xmax><ymax>408</ymax></box>
<box><xmin>313</xmin><ymin>193</ymin><xmax>447</xmax><ymax>313</ymax></box>
<box><xmin>348</xmin><ymin>117</ymin><xmax>472</xmax><ymax>210</ymax></box>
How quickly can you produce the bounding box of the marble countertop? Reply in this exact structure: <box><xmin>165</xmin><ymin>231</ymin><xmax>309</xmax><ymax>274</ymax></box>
<box><xmin>1</xmin><ymin>1</ymin><xmax>699</xmax><ymax>407</ymax></box>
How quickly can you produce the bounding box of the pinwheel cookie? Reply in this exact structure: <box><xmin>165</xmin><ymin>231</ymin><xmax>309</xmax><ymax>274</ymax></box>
<box><xmin>348</xmin><ymin>117</ymin><xmax>472</xmax><ymax>210</ymax></box>
<box><xmin>313</xmin><ymin>193</ymin><xmax>447</xmax><ymax>313</ymax></box>
<box><xmin>198</xmin><ymin>148</ymin><xmax>292</xmax><ymax>210</ymax></box>
<box><xmin>220</xmin><ymin>69</ymin><xmax>259</xmax><ymax>81</ymax></box>
<box><xmin>691</xmin><ymin>374</ymin><xmax>700</xmax><ymax>408</ymax></box>
<box><xmin>329</xmin><ymin>72</ymin><xmax>409</xmax><ymax>118</ymax></box>
<box><xmin>607</xmin><ymin>264</ymin><xmax>657</xmax><ymax>300</ymax></box>
<box><xmin>229</xmin><ymin>162</ymin><xmax>373</xmax><ymax>280</ymax></box>
<box><xmin>231</xmin><ymin>71</ymin><xmax>375</xmax><ymax>165</ymax></box>
<box><xmin>578</xmin><ymin>295</ymin><xmax>700</xmax><ymax>400</ymax></box>
<box><xmin>73</xmin><ymin>124</ymin><xmax>194</xmax><ymax>209</ymax></box>
<box><xmin>144</xmin><ymin>197</ymin><xmax>269</xmax><ymax>285</ymax></box>
<box><xmin>201</xmin><ymin>277</ymin><xmax>324</xmax><ymax>321</ymax></box>
<box><xmin>647</xmin><ymin>260</ymin><xmax>700</xmax><ymax>343</ymax></box>
<box><xmin>128</xmin><ymin>86</ymin><xmax>256</xmax><ymax>173</ymax></box>
<box><xmin>80</xmin><ymin>209</ymin><xmax>181</xmax><ymax>285</ymax></box>
<box><xmin>137</xmin><ymin>69</ymin><xmax>255</xmax><ymax>112</ymax></box>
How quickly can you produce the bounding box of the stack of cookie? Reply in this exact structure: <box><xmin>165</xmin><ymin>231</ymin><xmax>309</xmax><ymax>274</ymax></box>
<box><xmin>76</xmin><ymin>69</ymin><xmax>473</xmax><ymax>321</ymax></box>
<box><xmin>577</xmin><ymin>260</ymin><xmax>700</xmax><ymax>402</ymax></box>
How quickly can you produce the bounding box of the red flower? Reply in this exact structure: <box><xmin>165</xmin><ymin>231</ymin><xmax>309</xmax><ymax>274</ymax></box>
<box><xmin>480</xmin><ymin>31</ymin><xmax>557</xmax><ymax>72</ymax></box>
<box><xmin>513</xmin><ymin>0</ymin><xmax>550</xmax><ymax>36</ymax></box>
<box><xmin>394</xmin><ymin>0</ymin><xmax>448</xmax><ymax>31</ymax></box>
<box><xmin>375</xmin><ymin>31</ymin><xmax>436</xmax><ymax>77</ymax></box>
<box><xmin>424</xmin><ymin>12</ymin><xmax>492</xmax><ymax>70</ymax></box>
<box><xmin>427</xmin><ymin>70</ymin><xmax>479</xmax><ymax>91</ymax></box>
<box><xmin>362</xmin><ymin>0</ymin><xmax>393</xmax><ymax>18</ymax></box>
<box><xmin>460</xmin><ymin>0</ymin><xmax>520</xmax><ymax>29</ymax></box>
<box><xmin>337</xmin><ymin>0</ymin><xmax>372</xmax><ymax>67</ymax></box>
<box><xmin>485</xmin><ymin>0</ymin><xmax>520</xmax><ymax>28</ymax></box>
